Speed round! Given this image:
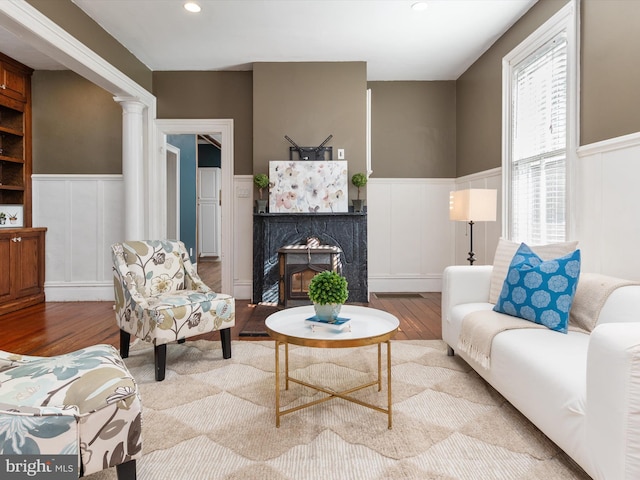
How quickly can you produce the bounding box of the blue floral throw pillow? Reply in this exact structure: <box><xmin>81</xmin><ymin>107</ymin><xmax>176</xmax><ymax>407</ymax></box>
<box><xmin>493</xmin><ymin>243</ymin><xmax>581</xmax><ymax>333</ymax></box>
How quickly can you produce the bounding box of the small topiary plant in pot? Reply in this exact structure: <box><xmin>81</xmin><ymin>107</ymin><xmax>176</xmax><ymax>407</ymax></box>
<box><xmin>308</xmin><ymin>270</ymin><xmax>349</xmax><ymax>321</ymax></box>
<box><xmin>351</xmin><ymin>173</ymin><xmax>367</xmax><ymax>212</ymax></box>
<box><xmin>253</xmin><ymin>173</ymin><xmax>270</xmax><ymax>213</ymax></box>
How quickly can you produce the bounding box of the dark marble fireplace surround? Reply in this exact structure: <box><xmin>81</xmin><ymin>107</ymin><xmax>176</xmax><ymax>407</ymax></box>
<box><xmin>253</xmin><ymin>212</ymin><xmax>368</xmax><ymax>305</ymax></box>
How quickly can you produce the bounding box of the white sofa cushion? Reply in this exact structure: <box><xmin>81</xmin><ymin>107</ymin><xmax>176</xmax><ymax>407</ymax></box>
<box><xmin>490</xmin><ymin>328</ymin><xmax>590</xmax><ymax>466</ymax></box>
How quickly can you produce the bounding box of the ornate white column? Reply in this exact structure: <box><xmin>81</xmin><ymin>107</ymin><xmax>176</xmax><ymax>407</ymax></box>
<box><xmin>114</xmin><ymin>97</ymin><xmax>146</xmax><ymax>240</ymax></box>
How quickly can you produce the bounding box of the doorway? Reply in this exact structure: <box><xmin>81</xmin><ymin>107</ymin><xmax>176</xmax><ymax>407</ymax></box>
<box><xmin>155</xmin><ymin>119</ymin><xmax>234</xmax><ymax>296</ymax></box>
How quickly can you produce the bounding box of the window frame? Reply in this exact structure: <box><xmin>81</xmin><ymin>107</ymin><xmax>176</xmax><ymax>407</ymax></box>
<box><xmin>501</xmin><ymin>0</ymin><xmax>579</xmax><ymax>243</ymax></box>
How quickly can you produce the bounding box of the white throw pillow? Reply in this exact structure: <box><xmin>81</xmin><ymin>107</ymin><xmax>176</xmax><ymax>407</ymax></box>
<box><xmin>488</xmin><ymin>238</ymin><xmax>579</xmax><ymax>304</ymax></box>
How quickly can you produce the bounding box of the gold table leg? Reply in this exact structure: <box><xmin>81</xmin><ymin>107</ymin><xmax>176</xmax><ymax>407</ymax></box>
<box><xmin>275</xmin><ymin>341</ymin><xmax>280</xmax><ymax>428</ymax></box>
<box><xmin>377</xmin><ymin>343</ymin><xmax>382</xmax><ymax>392</ymax></box>
<box><xmin>274</xmin><ymin>340</ymin><xmax>393</xmax><ymax>429</ymax></box>
<box><xmin>285</xmin><ymin>342</ymin><xmax>289</xmax><ymax>390</ymax></box>
<box><xmin>387</xmin><ymin>340</ymin><xmax>392</xmax><ymax>429</ymax></box>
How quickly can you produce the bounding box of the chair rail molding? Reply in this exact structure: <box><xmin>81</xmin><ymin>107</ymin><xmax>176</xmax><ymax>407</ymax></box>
<box><xmin>577</xmin><ymin>130</ymin><xmax>640</xmax><ymax>157</ymax></box>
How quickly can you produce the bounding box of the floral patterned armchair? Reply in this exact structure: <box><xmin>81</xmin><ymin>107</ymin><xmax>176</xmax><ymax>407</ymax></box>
<box><xmin>112</xmin><ymin>240</ymin><xmax>235</xmax><ymax>381</ymax></box>
<box><xmin>0</xmin><ymin>344</ymin><xmax>141</xmax><ymax>479</ymax></box>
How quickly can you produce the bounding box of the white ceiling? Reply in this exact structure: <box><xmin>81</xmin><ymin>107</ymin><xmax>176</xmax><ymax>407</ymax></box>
<box><xmin>1</xmin><ymin>0</ymin><xmax>538</xmax><ymax>81</ymax></box>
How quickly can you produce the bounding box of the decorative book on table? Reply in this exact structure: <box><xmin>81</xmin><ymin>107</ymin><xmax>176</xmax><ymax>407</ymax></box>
<box><xmin>305</xmin><ymin>316</ymin><xmax>351</xmax><ymax>332</ymax></box>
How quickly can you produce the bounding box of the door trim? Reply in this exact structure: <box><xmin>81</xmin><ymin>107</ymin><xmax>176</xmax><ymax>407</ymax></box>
<box><xmin>165</xmin><ymin>143</ymin><xmax>180</xmax><ymax>241</ymax></box>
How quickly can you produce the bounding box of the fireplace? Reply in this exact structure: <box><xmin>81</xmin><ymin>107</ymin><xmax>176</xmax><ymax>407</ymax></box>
<box><xmin>253</xmin><ymin>212</ymin><xmax>368</xmax><ymax>304</ymax></box>
<box><xmin>278</xmin><ymin>241</ymin><xmax>342</xmax><ymax>307</ymax></box>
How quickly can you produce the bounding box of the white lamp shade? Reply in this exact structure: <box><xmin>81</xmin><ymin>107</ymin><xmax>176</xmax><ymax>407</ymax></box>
<box><xmin>449</xmin><ymin>189</ymin><xmax>497</xmax><ymax>222</ymax></box>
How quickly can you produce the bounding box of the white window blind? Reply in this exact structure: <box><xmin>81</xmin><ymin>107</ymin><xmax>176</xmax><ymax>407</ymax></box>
<box><xmin>510</xmin><ymin>32</ymin><xmax>568</xmax><ymax>244</ymax></box>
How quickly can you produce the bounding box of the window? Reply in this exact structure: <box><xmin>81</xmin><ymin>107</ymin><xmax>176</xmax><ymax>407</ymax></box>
<box><xmin>503</xmin><ymin>2</ymin><xmax>578</xmax><ymax>244</ymax></box>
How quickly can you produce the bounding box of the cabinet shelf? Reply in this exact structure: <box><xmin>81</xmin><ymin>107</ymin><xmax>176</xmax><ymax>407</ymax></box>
<box><xmin>0</xmin><ymin>155</ymin><xmax>24</xmax><ymax>164</ymax></box>
<box><xmin>0</xmin><ymin>125</ymin><xmax>23</xmax><ymax>137</ymax></box>
<box><xmin>0</xmin><ymin>185</ymin><xmax>24</xmax><ymax>191</ymax></box>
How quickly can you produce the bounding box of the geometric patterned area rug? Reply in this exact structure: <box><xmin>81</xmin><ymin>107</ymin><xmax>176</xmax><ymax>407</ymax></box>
<box><xmin>86</xmin><ymin>340</ymin><xmax>591</xmax><ymax>480</ymax></box>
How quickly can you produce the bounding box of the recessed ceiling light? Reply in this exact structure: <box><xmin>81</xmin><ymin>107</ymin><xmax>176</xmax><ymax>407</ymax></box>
<box><xmin>184</xmin><ymin>2</ymin><xmax>201</xmax><ymax>13</ymax></box>
<box><xmin>411</xmin><ymin>1</ymin><xmax>429</xmax><ymax>11</ymax></box>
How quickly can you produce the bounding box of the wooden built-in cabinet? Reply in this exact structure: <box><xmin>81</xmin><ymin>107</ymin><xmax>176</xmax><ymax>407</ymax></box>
<box><xmin>0</xmin><ymin>52</ymin><xmax>46</xmax><ymax>315</ymax></box>
<box><xmin>0</xmin><ymin>51</ymin><xmax>33</xmax><ymax>226</ymax></box>
<box><xmin>0</xmin><ymin>228</ymin><xmax>46</xmax><ymax>315</ymax></box>
<box><xmin>0</xmin><ymin>57</ymin><xmax>30</xmax><ymax>103</ymax></box>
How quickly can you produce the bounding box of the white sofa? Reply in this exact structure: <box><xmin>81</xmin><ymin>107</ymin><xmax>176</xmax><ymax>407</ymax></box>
<box><xmin>442</xmin><ymin>265</ymin><xmax>640</xmax><ymax>480</ymax></box>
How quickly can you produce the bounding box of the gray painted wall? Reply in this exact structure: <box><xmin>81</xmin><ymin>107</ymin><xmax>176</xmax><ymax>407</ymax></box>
<box><xmin>252</xmin><ymin>62</ymin><xmax>368</xmax><ymax>201</ymax></box>
<box><xmin>580</xmin><ymin>0</ymin><xmax>640</xmax><ymax>145</ymax></box>
<box><xmin>31</xmin><ymin>70</ymin><xmax>122</xmax><ymax>174</ymax></box>
<box><xmin>368</xmin><ymin>81</ymin><xmax>456</xmax><ymax>178</ymax></box>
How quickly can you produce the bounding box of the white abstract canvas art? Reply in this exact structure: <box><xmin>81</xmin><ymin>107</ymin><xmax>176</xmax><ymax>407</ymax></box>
<box><xmin>269</xmin><ymin>161</ymin><xmax>348</xmax><ymax>213</ymax></box>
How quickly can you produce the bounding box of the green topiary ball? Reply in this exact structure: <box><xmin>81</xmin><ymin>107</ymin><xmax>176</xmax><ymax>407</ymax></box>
<box><xmin>308</xmin><ymin>271</ymin><xmax>348</xmax><ymax>305</ymax></box>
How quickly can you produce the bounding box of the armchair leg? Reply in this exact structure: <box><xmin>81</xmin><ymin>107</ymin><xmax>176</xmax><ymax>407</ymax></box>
<box><xmin>116</xmin><ymin>459</ymin><xmax>137</xmax><ymax>480</ymax></box>
<box><xmin>447</xmin><ymin>345</ymin><xmax>455</xmax><ymax>357</ymax></box>
<box><xmin>155</xmin><ymin>344</ymin><xmax>167</xmax><ymax>381</ymax></box>
<box><xmin>221</xmin><ymin>327</ymin><xmax>232</xmax><ymax>359</ymax></box>
<box><xmin>120</xmin><ymin>330</ymin><xmax>131</xmax><ymax>358</ymax></box>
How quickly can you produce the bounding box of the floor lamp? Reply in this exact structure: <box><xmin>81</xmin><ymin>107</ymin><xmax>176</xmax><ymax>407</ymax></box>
<box><xmin>449</xmin><ymin>189</ymin><xmax>497</xmax><ymax>265</ymax></box>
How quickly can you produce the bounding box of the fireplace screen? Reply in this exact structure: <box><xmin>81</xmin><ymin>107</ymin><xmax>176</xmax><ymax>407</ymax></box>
<box><xmin>278</xmin><ymin>242</ymin><xmax>342</xmax><ymax>307</ymax></box>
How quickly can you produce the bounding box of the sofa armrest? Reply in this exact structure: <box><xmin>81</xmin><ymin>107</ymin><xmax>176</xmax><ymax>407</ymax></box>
<box><xmin>441</xmin><ymin>265</ymin><xmax>493</xmax><ymax>320</ymax></box>
<box><xmin>586</xmin><ymin>322</ymin><xmax>640</xmax><ymax>480</ymax></box>
<box><xmin>597</xmin><ymin>285</ymin><xmax>640</xmax><ymax>325</ymax></box>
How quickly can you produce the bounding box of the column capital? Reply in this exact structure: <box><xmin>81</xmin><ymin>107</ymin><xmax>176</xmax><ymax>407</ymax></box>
<box><xmin>114</xmin><ymin>96</ymin><xmax>146</xmax><ymax>113</ymax></box>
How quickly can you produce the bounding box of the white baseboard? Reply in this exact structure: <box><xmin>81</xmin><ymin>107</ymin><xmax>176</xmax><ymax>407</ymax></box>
<box><xmin>233</xmin><ymin>281</ymin><xmax>252</xmax><ymax>301</ymax></box>
<box><xmin>45</xmin><ymin>282</ymin><xmax>115</xmax><ymax>302</ymax></box>
<box><xmin>368</xmin><ymin>275</ymin><xmax>443</xmax><ymax>293</ymax></box>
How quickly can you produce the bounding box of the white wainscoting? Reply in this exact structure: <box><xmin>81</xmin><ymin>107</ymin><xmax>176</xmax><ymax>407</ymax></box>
<box><xmin>32</xmin><ymin>175</ymin><xmax>125</xmax><ymax>301</ymax></box>
<box><xmin>367</xmin><ymin>172</ymin><xmax>502</xmax><ymax>293</ymax></box>
<box><xmin>48</xmin><ymin>160</ymin><xmax>635</xmax><ymax>302</ymax></box>
<box><xmin>367</xmin><ymin>178</ymin><xmax>456</xmax><ymax>292</ymax></box>
<box><xmin>33</xmin><ymin>174</ymin><xmax>257</xmax><ymax>302</ymax></box>
<box><xmin>576</xmin><ymin>132</ymin><xmax>640</xmax><ymax>280</ymax></box>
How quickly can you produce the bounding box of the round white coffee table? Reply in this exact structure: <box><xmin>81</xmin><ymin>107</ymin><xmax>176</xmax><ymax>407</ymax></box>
<box><xmin>265</xmin><ymin>305</ymin><xmax>399</xmax><ymax>428</ymax></box>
